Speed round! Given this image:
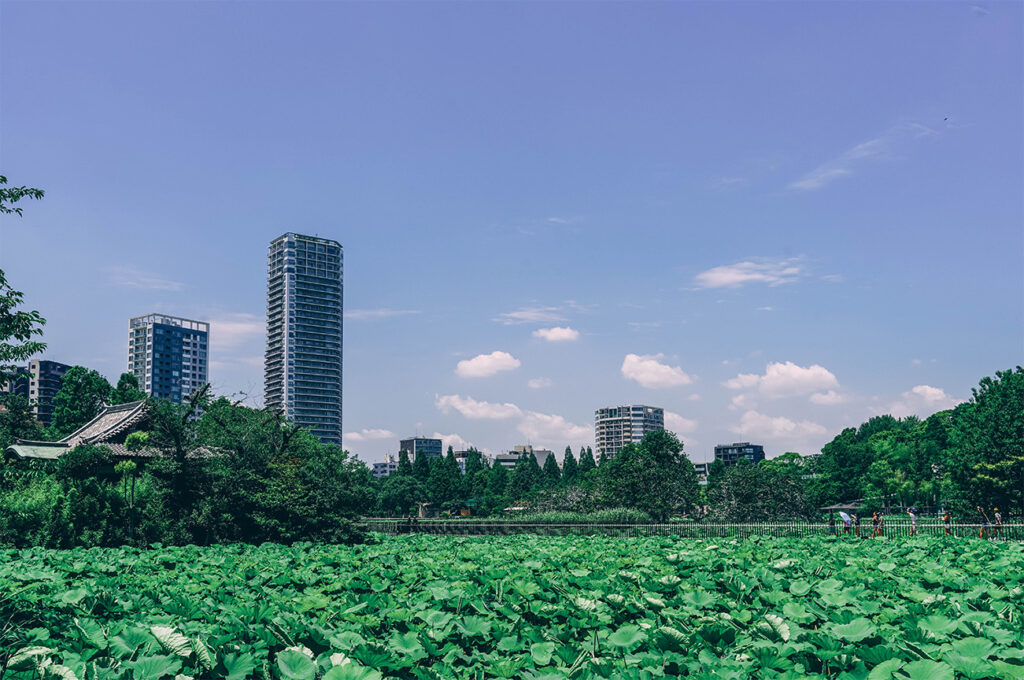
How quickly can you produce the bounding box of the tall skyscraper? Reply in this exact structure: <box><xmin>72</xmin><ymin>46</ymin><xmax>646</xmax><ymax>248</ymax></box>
<box><xmin>594</xmin><ymin>404</ymin><xmax>665</xmax><ymax>460</ymax></box>
<box><xmin>128</xmin><ymin>314</ymin><xmax>209</xmax><ymax>403</ymax></box>
<box><xmin>264</xmin><ymin>233</ymin><xmax>343</xmax><ymax>445</ymax></box>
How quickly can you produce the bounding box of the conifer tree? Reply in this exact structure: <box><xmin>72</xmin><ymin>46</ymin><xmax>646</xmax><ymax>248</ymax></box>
<box><xmin>412</xmin><ymin>449</ymin><xmax>431</xmax><ymax>483</ymax></box>
<box><xmin>561</xmin><ymin>446</ymin><xmax>579</xmax><ymax>485</ymax></box>
<box><xmin>542</xmin><ymin>451</ymin><xmax>561</xmax><ymax>485</ymax></box>
<box><xmin>397</xmin><ymin>449</ymin><xmax>413</xmax><ymax>477</ymax></box>
<box><xmin>578</xmin><ymin>446</ymin><xmax>597</xmax><ymax>474</ymax></box>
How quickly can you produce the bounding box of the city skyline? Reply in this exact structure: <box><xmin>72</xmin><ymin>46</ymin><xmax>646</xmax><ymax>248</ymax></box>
<box><xmin>1</xmin><ymin>2</ymin><xmax>1020</xmax><ymax>463</ymax></box>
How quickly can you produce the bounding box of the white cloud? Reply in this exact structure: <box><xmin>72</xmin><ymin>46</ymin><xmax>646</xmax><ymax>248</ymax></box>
<box><xmin>724</xmin><ymin>361</ymin><xmax>839</xmax><ymax>398</ymax></box>
<box><xmin>809</xmin><ymin>390</ymin><xmax>844</xmax><ymax>405</ymax></box>
<box><xmin>532</xmin><ymin>326</ymin><xmax>580</xmax><ymax>342</ymax></box>
<box><xmin>881</xmin><ymin>385</ymin><xmax>960</xmax><ymax>418</ymax></box>
<box><xmin>694</xmin><ymin>258</ymin><xmax>803</xmax><ymax>289</ymax></box>
<box><xmin>729</xmin><ymin>393</ymin><xmax>758</xmax><ymax>411</ymax></box>
<box><xmin>517</xmin><ymin>411</ymin><xmax>591</xmax><ymax>446</ymax></box>
<box><xmin>108</xmin><ymin>265</ymin><xmax>185</xmax><ymax>292</ymax></box>
<box><xmin>528</xmin><ymin>377</ymin><xmax>552</xmax><ymax>389</ymax></box>
<box><xmin>687</xmin><ymin>394</ymin><xmax>702</xmax><ymax>401</ymax></box>
<box><xmin>455</xmin><ymin>351</ymin><xmax>521</xmax><ymax>378</ymax></box>
<box><xmin>790</xmin><ymin>122</ymin><xmax>938</xmax><ymax>191</ymax></box>
<box><xmin>344</xmin><ymin>428</ymin><xmax>395</xmax><ymax>442</ymax></box>
<box><xmin>732</xmin><ymin>410</ymin><xmax>827</xmax><ymax>438</ymax></box>
<box><xmin>345</xmin><ymin>308</ymin><xmax>420</xmax><ymax>320</ymax></box>
<box><xmin>209</xmin><ymin>313</ymin><xmax>265</xmax><ymax>350</ymax></box>
<box><xmin>665</xmin><ymin>411</ymin><xmax>698</xmax><ymax>434</ymax></box>
<box><xmin>757</xmin><ymin>306</ymin><xmax>775</xmax><ymax>312</ymax></box>
<box><xmin>430</xmin><ymin>432</ymin><xmax>474</xmax><ymax>453</ymax></box>
<box><xmin>435</xmin><ymin>394</ymin><xmax>522</xmax><ymax>419</ymax></box>
<box><xmin>621</xmin><ymin>353</ymin><xmax>694</xmax><ymax>388</ymax></box>
<box><xmin>494</xmin><ymin>306</ymin><xmax>566</xmax><ymax>325</ymax></box>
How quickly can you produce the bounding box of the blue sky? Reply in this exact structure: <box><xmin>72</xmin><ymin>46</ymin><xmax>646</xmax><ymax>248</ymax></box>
<box><xmin>1</xmin><ymin>1</ymin><xmax>1020</xmax><ymax>464</ymax></box>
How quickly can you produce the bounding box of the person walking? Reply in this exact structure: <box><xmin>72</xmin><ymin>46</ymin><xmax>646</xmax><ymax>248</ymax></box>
<box><xmin>977</xmin><ymin>506</ymin><xmax>991</xmax><ymax>539</ymax></box>
<box><xmin>871</xmin><ymin>511</ymin><xmax>881</xmax><ymax>538</ymax></box>
<box><xmin>907</xmin><ymin>506</ymin><xmax>919</xmax><ymax>537</ymax></box>
<box><xmin>828</xmin><ymin>514</ymin><xmax>837</xmax><ymax>536</ymax></box>
<box><xmin>942</xmin><ymin>509</ymin><xmax>951</xmax><ymax>536</ymax></box>
<box><xmin>853</xmin><ymin>513</ymin><xmax>861</xmax><ymax>538</ymax></box>
<box><xmin>994</xmin><ymin>508</ymin><xmax>1003</xmax><ymax>539</ymax></box>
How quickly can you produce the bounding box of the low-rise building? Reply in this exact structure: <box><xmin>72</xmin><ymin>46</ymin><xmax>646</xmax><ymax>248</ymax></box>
<box><xmin>372</xmin><ymin>454</ymin><xmax>400</xmax><ymax>478</ymax></box>
<box><xmin>399</xmin><ymin>437</ymin><xmax>443</xmax><ymax>461</ymax></box>
<box><xmin>713</xmin><ymin>442</ymin><xmax>765</xmax><ymax>466</ymax></box>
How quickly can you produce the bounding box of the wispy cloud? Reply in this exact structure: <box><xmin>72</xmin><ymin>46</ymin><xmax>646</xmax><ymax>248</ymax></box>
<box><xmin>709</xmin><ymin>176</ymin><xmax>748</xmax><ymax>191</ymax></box>
<box><xmin>108</xmin><ymin>265</ymin><xmax>184</xmax><ymax>292</ymax></box>
<box><xmin>344</xmin><ymin>308</ymin><xmax>421</xmax><ymax>320</ymax></box>
<box><xmin>694</xmin><ymin>258</ymin><xmax>804</xmax><ymax>289</ymax></box>
<box><xmin>528</xmin><ymin>377</ymin><xmax>553</xmax><ymax>389</ymax></box>
<box><xmin>494</xmin><ymin>306</ymin><xmax>566</xmax><ymax>325</ymax></box>
<box><xmin>790</xmin><ymin>122</ymin><xmax>939</xmax><ymax>191</ymax></box>
<box><xmin>209</xmin><ymin>313</ymin><xmax>265</xmax><ymax>350</ymax></box>
<box><xmin>345</xmin><ymin>428</ymin><xmax>395</xmax><ymax>442</ymax></box>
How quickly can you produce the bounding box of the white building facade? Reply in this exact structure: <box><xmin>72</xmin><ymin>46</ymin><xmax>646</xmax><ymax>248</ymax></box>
<box><xmin>594</xmin><ymin>404</ymin><xmax>664</xmax><ymax>460</ymax></box>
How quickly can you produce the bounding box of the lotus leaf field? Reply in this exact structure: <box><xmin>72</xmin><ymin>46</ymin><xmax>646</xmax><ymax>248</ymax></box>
<box><xmin>2</xmin><ymin>535</ymin><xmax>1023</xmax><ymax>680</ymax></box>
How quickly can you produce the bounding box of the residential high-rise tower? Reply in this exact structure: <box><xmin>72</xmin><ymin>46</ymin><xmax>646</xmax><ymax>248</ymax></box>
<box><xmin>594</xmin><ymin>404</ymin><xmax>665</xmax><ymax>460</ymax></box>
<box><xmin>128</xmin><ymin>314</ymin><xmax>209</xmax><ymax>403</ymax></box>
<box><xmin>264</xmin><ymin>233</ymin><xmax>343</xmax><ymax>445</ymax></box>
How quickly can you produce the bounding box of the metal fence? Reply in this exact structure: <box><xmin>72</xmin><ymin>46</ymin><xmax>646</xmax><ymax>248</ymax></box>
<box><xmin>359</xmin><ymin>518</ymin><xmax>1024</xmax><ymax>541</ymax></box>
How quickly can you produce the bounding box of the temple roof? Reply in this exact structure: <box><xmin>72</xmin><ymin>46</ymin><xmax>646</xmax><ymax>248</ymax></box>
<box><xmin>4</xmin><ymin>400</ymin><xmax>155</xmax><ymax>461</ymax></box>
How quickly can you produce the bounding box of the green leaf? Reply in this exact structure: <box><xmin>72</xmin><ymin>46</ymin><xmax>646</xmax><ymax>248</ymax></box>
<box><xmin>763</xmin><ymin>614</ymin><xmax>791</xmax><ymax>642</ymax></box>
<box><xmin>607</xmin><ymin>625</ymin><xmax>647</xmax><ymax>650</ymax></box>
<box><xmin>150</xmin><ymin>627</ymin><xmax>191</xmax><ymax>658</ymax></box>
<box><xmin>323</xmin><ymin>665</ymin><xmax>383</xmax><ymax>680</ymax></box>
<box><xmin>868</xmin><ymin>659</ymin><xmax>904</xmax><ymax>680</ymax></box>
<box><xmin>129</xmin><ymin>655</ymin><xmax>183</xmax><ymax>680</ymax></box>
<box><xmin>653</xmin><ymin>626</ymin><xmax>687</xmax><ymax>652</ymax></box>
<box><xmin>949</xmin><ymin>637</ymin><xmax>995</xmax><ymax>659</ymax></box>
<box><xmin>898</xmin><ymin>660</ymin><xmax>954</xmax><ymax>680</ymax></box>
<box><xmin>276</xmin><ymin>650</ymin><xmax>315</xmax><ymax>680</ymax></box>
<box><xmin>390</xmin><ymin>631</ymin><xmax>426</xmax><ymax>658</ymax></box>
<box><xmin>530</xmin><ymin>642</ymin><xmax>555</xmax><ymax>666</ymax></box>
<box><xmin>222</xmin><ymin>652</ymin><xmax>256</xmax><ymax>680</ymax></box>
<box><xmin>916</xmin><ymin>615</ymin><xmax>957</xmax><ymax>637</ymax></box>
<box><xmin>457</xmin><ymin>616</ymin><xmax>492</xmax><ymax>638</ymax></box>
<box><xmin>833</xmin><ymin>618</ymin><xmax>877</xmax><ymax>642</ymax></box>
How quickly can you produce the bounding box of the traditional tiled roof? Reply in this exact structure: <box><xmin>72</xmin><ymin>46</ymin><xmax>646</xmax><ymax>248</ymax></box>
<box><xmin>4</xmin><ymin>400</ymin><xmax>154</xmax><ymax>461</ymax></box>
<box><xmin>61</xmin><ymin>400</ymin><xmax>149</xmax><ymax>447</ymax></box>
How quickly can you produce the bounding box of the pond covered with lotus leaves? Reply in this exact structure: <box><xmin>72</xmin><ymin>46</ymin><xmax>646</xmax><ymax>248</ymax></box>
<box><xmin>2</xmin><ymin>534</ymin><xmax>1022</xmax><ymax>679</ymax></box>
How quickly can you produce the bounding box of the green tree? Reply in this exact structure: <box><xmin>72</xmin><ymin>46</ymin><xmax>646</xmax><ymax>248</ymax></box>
<box><xmin>0</xmin><ymin>393</ymin><xmax>43</xmax><ymax>447</ymax></box>
<box><xmin>48</xmin><ymin>366</ymin><xmax>112</xmax><ymax>438</ymax></box>
<box><xmin>542</xmin><ymin>451</ymin><xmax>561</xmax><ymax>486</ymax></box>
<box><xmin>0</xmin><ymin>176</ymin><xmax>46</xmax><ymax>383</ymax></box>
<box><xmin>598</xmin><ymin>431</ymin><xmax>698</xmax><ymax>520</ymax></box>
<box><xmin>377</xmin><ymin>473</ymin><xmax>422</xmax><ymax>516</ymax></box>
<box><xmin>949</xmin><ymin>367</ymin><xmax>1024</xmax><ymax>515</ymax></box>
<box><xmin>578</xmin><ymin>446</ymin><xmax>596</xmax><ymax>474</ymax></box>
<box><xmin>561</xmin><ymin>446</ymin><xmax>578</xmax><ymax>486</ymax></box>
<box><xmin>412</xmin><ymin>449</ymin><xmax>430</xmax><ymax>483</ymax></box>
<box><xmin>487</xmin><ymin>462</ymin><xmax>508</xmax><ymax>498</ymax></box>
<box><xmin>396</xmin><ymin>449</ymin><xmax>413</xmax><ymax>477</ymax></box>
<box><xmin>110</xmin><ymin>372</ymin><xmax>147</xmax><ymax>404</ymax></box>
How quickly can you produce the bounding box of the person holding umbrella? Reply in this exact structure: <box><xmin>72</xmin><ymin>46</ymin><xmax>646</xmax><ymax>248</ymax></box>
<box><xmin>977</xmin><ymin>506</ymin><xmax>991</xmax><ymax>539</ymax></box>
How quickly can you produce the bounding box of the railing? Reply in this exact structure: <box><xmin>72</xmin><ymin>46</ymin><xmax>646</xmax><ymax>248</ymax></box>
<box><xmin>358</xmin><ymin>518</ymin><xmax>1024</xmax><ymax>540</ymax></box>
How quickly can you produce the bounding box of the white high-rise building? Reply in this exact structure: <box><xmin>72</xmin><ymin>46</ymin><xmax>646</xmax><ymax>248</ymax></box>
<box><xmin>594</xmin><ymin>404</ymin><xmax>664</xmax><ymax>460</ymax></box>
<box><xmin>128</xmin><ymin>314</ymin><xmax>209</xmax><ymax>404</ymax></box>
<box><xmin>264</xmin><ymin>233</ymin><xmax>344</xmax><ymax>445</ymax></box>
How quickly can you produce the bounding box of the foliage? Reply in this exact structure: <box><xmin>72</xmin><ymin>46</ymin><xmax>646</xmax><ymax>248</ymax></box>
<box><xmin>598</xmin><ymin>431</ymin><xmax>699</xmax><ymax>520</ymax></box>
<box><xmin>0</xmin><ymin>176</ymin><xmax>46</xmax><ymax>383</ymax></box>
<box><xmin>110</xmin><ymin>372</ymin><xmax>147</xmax><ymax>404</ymax></box>
<box><xmin>3</xmin><ymin>535</ymin><xmax>1022</xmax><ymax>680</ymax></box>
<box><xmin>0</xmin><ymin>393</ymin><xmax>43</xmax><ymax>447</ymax></box>
<box><xmin>48</xmin><ymin>366</ymin><xmax>112</xmax><ymax>438</ymax></box>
